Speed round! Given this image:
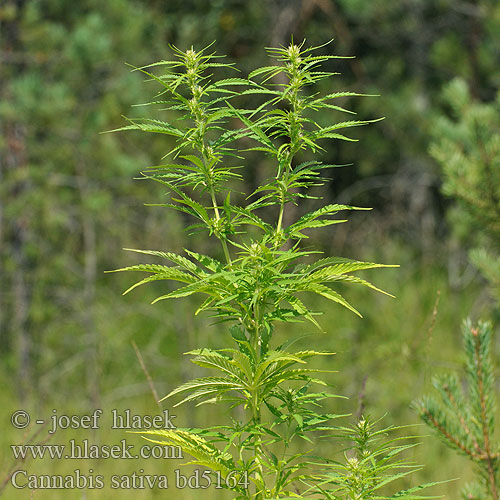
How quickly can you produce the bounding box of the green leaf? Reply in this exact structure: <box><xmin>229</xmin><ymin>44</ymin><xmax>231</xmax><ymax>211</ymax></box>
<box><xmin>122</xmin><ymin>248</ymin><xmax>200</xmax><ymax>273</ymax></box>
<box><xmin>303</xmin><ymin>283</ymin><xmax>362</xmax><ymax>317</ymax></box>
<box><xmin>138</xmin><ymin>429</ymin><xmax>234</xmax><ymax>477</ymax></box>
<box><xmin>226</xmin><ymin>102</ymin><xmax>277</xmax><ymax>152</ymax></box>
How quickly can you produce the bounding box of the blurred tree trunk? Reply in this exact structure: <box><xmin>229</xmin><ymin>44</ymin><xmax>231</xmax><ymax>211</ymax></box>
<box><xmin>1</xmin><ymin>0</ymin><xmax>32</xmax><ymax>400</ymax></box>
<box><xmin>269</xmin><ymin>0</ymin><xmax>302</xmax><ymax>48</ymax></box>
<box><xmin>75</xmin><ymin>155</ymin><xmax>100</xmax><ymax>408</ymax></box>
<box><xmin>8</xmin><ymin>124</ymin><xmax>31</xmax><ymax>401</ymax></box>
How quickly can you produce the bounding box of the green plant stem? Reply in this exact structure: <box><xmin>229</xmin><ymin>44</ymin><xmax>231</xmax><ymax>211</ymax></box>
<box><xmin>209</xmin><ymin>184</ymin><xmax>232</xmax><ymax>266</ymax></box>
<box><xmin>276</xmin><ymin>200</ymin><xmax>285</xmax><ymax>236</ymax></box>
<box><xmin>274</xmin><ymin>59</ymin><xmax>302</xmax><ymax>248</ymax></box>
<box><xmin>273</xmin><ymin>177</ymin><xmax>287</xmax><ymax>249</ymax></box>
<box><xmin>251</xmin><ymin>391</ymin><xmax>265</xmax><ymax>499</ymax></box>
<box><xmin>188</xmin><ymin>68</ymin><xmax>233</xmax><ymax>267</ymax></box>
<box><xmin>249</xmin><ymin>301</ymin><xmax>266</xmax><ymax>499</ymax></box>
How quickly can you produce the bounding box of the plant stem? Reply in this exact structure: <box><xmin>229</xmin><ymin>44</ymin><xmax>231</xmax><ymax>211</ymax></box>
<box><xmin>209</xmin><ymin>184</ymin><xmax>232</xmax><ymax>266</ymax></box>
<box><xmin>189</xmin><ymin>67</ymin><xmax>232</xmax><ymax>267</ymax></box>
<box><xmin>249</xmin><ymin>299</ymin><xmax>267</xmax><ymax>499</ymax></box>
<box><xmin>274</xmin><ymin>48</ymin><xmax>303</xmax><ymax>248</ymax></box>
<box><xmin>277</xmin><ymin>200</ymin><xmax>284</xmax><ymax>235</ymax></box>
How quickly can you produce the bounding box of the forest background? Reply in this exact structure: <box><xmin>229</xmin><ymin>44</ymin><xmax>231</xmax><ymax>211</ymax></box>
<box><xmin>1</xmin><ymin>0</ymin><xmax>499</xmax><ymax>498</ymax></box>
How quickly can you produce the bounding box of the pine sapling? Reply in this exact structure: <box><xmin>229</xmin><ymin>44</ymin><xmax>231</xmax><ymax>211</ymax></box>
<box><xmin>415</xmin><ymin>320</ymin><xmax>499</xmax><ymax>500</ymax></box>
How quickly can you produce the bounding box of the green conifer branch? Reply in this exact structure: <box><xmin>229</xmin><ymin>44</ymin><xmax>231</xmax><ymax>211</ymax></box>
<box><xmin>416</xmin><ymin>320</ymin><xmax>499</xmax><ymax>500</ymax></box>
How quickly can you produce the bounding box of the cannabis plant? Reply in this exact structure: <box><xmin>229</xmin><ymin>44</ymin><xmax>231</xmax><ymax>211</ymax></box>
<box><xmin>310</xmin><ymin>417</ymin><xmax>439</xmax><ymax>500</ymax></box>
<box><xmin>110</xmin><ymin>41</ymin><xmax>434</xmax><ymax>499</ymax></box>
<box><xmin>415</xmin><ymin>320</ymin><xmax>499</xmax><ymax>500</ymax></box>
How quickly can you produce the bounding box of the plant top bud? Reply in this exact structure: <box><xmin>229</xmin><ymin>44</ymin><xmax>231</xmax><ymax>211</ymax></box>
<box><xmin>287</xmin><ymin>44</ymin><xmax>301</xmax><ymax>65</ymax></box>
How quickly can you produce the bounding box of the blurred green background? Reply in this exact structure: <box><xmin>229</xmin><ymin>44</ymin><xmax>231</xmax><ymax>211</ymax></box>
<box><xmin>1</xmin><ymin>0</ymin><xmax>499</xmax><ymax>498</ymax></box>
